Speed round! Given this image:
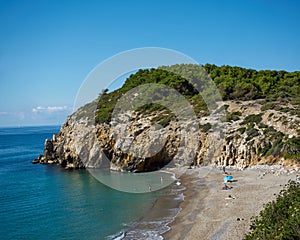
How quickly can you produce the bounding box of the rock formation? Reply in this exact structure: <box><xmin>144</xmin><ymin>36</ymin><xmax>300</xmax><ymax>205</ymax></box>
<box><xmin>33</xmin><ymin>99</ymin><xmax>300</xmax><ymax>171</ymax></box>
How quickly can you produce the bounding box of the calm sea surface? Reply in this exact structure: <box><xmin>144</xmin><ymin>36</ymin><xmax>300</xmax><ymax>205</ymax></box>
<box><xmin>0</xmin><ymin>126</ymin><xmax>182</xmax><ymax>240</ymax></box>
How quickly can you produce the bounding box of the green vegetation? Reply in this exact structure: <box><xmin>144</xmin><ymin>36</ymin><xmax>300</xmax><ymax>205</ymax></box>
<box><xmin>96</xmin><ymin>64</ymin><xmax>300</xmax><ymax>125</ymax></box>
<box><xmin>260</xmin><ymin>127</ymin><xmax>285</xmax><ymax>157</ymax></box>
<box><xmin>261</xmin><ymin>102</ymin><xmax>279</xmax><ymax>111</ymax></box>
<box><xmin>257</xmin><ymin>125</ymin><xmax>300</xmax><ymax>162</ymax></box>
<box><xmin>203</xmin><ymin>64</ymin><xmax>300</xmax><ymax>101</ymax></box>
<box><xmin>261</xmin><ymin>101</ymin><xmax>300</xmax><ymax>118</ymax></box>
<box><xmin>238</xmin><ymin>127</ymin><xmax>246</xmax><ymax>134</ymax></box>
<box><xmin>226</xmin><ymin>111</ymin><xmax>242</xmax><ymax>122</ymax></box>
<box><xmin>242</xmin><ymin>113</ymin><xmax>263</xmax><ymax>125</ymax></box>
<box><xmin>199</xmin><ymin>123</ymin><xmax>212</xmax><ymax>132</ymax></box>
<box><xmin>283</xmin><ymin>137</ymin><xmax>300</xmax><ymax>161</ymax></box>
<box><xmin>258</xmin><ymin>122</ymin><xmax>268</xmax><ymax>129</ymax></box>
<box><xmin>215</xmin><ymin>105</ymin><xmax>242</xmax><ymax>122</ymax></box>
<box><xmin>96</xmin><ymin>89</ymin><xmax>123</xmax><ymax>123</ymax></box>
<box><xmin>146</xmin><ymin>104</ymin><xmax>176</xmax><ymax>127</ymax></box>
<box><xmin>246</xmin><ymin>128</ymin><xmax>260</xmax><ymax>141</ymax></box>
<box><xmin>96</xmin><ymin>67</ymin><xmax>209</xmax><ymax>124</ymax></box>
<box><xmin>245</xmin><ymin>180</ymin><xmax>300</xmax><ymax>240</ymax></box>
<box><xmin>214</xmin><ymin>104</ymin><xmax>229</xmax><ymax>114</ymax></box>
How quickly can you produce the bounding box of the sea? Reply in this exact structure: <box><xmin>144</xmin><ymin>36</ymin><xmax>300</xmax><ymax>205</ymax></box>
<box><xmin>0</xmin><ymin>126</ymin><xmax>184</xmax><ymax>240</ymax></box>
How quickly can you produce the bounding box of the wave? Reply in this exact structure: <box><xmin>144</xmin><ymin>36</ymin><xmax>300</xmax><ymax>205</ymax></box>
<box><xmin>108</xmin><ymin>179</ymin><xmax>185</xmax><ymax>240</ymax></box>
<box><xmin>106</xmin><ymin>231</ymin><xmax>126</xmax><ymax>240</ymax></box>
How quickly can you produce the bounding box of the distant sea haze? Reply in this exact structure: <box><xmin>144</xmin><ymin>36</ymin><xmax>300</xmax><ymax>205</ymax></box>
<box><xmin>0</xmin><ymin>126</ymin><xmax>182</xmax><ymax>239</ymax></box>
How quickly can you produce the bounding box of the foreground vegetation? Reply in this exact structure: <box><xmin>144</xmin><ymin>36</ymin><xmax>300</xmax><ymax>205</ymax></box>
<box><xmin>245</xmin><ymin>180</ymin><xmax>300</xmax><ymax>239</ymax></box>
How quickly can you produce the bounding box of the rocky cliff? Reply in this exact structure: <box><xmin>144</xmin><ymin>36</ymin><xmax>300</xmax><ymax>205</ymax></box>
<box><xmin>33</xmin><ymin>64</ymin><xmax>300</xmax><ymax>170</ymax></box>
<box><xmin>33</xmin><ymin>99</ymin><xmax>300</xmax><ymax>171</ymax></box>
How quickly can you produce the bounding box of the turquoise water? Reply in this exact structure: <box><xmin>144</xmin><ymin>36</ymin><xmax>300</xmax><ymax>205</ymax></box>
<box><xmin>89</xmin><ymin>169</ymin><xmax>176</xmax><ymax>193</ymax></box>
<box><xmin>0</xmin><ymin>126</ymin><xmax>178</xmax><ymax>239</ymax></box>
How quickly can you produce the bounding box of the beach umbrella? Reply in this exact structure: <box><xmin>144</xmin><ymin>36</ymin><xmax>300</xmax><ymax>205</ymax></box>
<box><xmin>224</xmin><ymin>175</ymin><xmax>233</xmax><ymax>182</ymax></box>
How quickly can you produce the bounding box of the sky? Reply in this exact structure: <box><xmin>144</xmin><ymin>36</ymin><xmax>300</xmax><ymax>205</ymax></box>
<box><xmin>0</xmin><ymin>0</ymin><xmax>299</xmax><ymax>127</ymax></box>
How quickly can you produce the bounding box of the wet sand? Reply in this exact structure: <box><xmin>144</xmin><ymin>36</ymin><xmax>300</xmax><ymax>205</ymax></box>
<box><xmin>163</xmin><ymin>166</ymin><xmax>299</xmax><ymax>240</ymax></box>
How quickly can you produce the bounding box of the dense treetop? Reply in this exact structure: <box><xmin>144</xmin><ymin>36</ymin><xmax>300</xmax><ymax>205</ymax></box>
<box><xmin>96</xmin><ymin>64</ymin><xmax>300</xmax><ymax>123</ymax></box>
<box><xmin>203</xmin><ymin>63</ymin><xmax>300</xmax><ymax>101</ymax></box>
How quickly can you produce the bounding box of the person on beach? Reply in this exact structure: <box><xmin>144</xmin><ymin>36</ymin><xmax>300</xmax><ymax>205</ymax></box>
<box><xmin>223</xmin><ymin>166</ymin><xmax>230</xmax><ymax>175</ymax></box>
<box><xmin>222</xmin><ymin>184</ymin><xmax>231</xmax><ymax>190</ymax></box>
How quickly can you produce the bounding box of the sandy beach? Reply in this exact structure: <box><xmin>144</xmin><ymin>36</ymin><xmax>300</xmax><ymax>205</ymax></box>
<box><xmin>163</xmin><ymin>166</ymin><xmax>299</xmax><ymax>240</ymax></box>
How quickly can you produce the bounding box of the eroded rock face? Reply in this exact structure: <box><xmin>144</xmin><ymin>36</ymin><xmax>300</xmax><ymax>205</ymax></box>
<box><xmin>97</xmin><ymin>119</ymin><xmax>183</xmax><ymax>172</ymax></box>
<box><xmin>33</xmin><ymin>112</ymin><xmax>103</xmax><ymax>169</ymax></box>
<box><xmin>196</xmin><ymin>100</ymin><xmax>300</xmax><ymax>168</ymax></box>
<box><xmin>33</xmin><ymin>100</ymin><xmax>300</xmax><ymax>170</ymax></box>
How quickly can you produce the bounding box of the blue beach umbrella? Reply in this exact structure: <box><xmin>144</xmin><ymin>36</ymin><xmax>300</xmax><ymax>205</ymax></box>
<box><xmin>224</xmin><ymin>175</ymin><xmax>233</xmax><ymax>182</ymax></box>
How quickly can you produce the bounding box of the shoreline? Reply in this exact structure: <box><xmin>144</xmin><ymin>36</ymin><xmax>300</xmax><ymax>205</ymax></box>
<box><xmin>121</xmin><ymin>174</ymin><xmax>186</xmax><ymax>239</ymax></box>
<box><xmin>163</xmin><ymin>166</ymin><xmax>299</xmax><ymax>240</ymax></box>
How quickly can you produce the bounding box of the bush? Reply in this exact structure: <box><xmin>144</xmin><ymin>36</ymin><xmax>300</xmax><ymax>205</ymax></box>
<box><xmin>258</xmin><ymin>123</ymin><xmax>268</xmax><ymax>129</ymax></box>
<box><xmin>242</xmin><ymin>113</ymin><xmax>263</xmax><ymax>125</ymax></box>
<box><xmin>244</xmin><ymin>180</ymin><xmax>300</xmax><ymax>240</ymax></box>
<box><xmin>200</xmin><ymin>123</ymin><xmax>212</xmax><ymax>132</ymax></box>
<box><xmin>238</xmin><ymin>127</ymin><xmax>246</xmax><ymax>134</ymax></box>
<box><xmin>134</xmin><ymin>129</ymin><xmax>144</xmax><ymax>136</ymax></box>
<box><xmin>214</xmin><ymin>104</ymin><xmax>229</xmax><ymax>114</ymax></box>
<box><xmin>226</xmin><ymin>111</ymin><xmax>242</xmax><ymax>122</ymax></box>
<box><xmin>261</xmin><ymin>102</ymin><xmax>280</xmax><ymax>111</ymax></box>
<box><xmin>158</xmin><ymin>119</ymin><xmax>170</xmax><ymax>128</ymax></box>
<box><xmin>283</xmin><ymin>137</ymin><xmax>300</xmax><ymax>161</ymax></box>
<box><xmin>246</xmin><ymin>128</ymin><xmax>259</xmax><ymax>141</ymax></box>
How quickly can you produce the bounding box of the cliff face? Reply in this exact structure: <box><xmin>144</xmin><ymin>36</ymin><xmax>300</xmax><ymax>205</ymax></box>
<box><xmin>202</xmin><ymin>100</ymin><xmax>300</xmax><ymax>168</ymax></box>
<box><xmin>33</xmin><ymin>99</ymin><xmax>300</xmax><ymax>170</ymax></box>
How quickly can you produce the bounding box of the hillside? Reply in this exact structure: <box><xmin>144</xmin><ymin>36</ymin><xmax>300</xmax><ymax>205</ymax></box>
<box><xmin>96</xmin><ymin>64</ymin><xmax>300</xmax><ymax>123</ymax></box>
<box><xmin>33</xmin><ymin>64</ymin><xmax>300</xmax><ymax>171</ymax></box>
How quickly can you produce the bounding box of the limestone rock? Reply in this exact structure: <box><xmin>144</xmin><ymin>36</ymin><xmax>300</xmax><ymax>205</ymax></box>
<box><xmin>33</xmin><ymin>100</ymin><xmax>300</xmax><ymax>171</ymax></box>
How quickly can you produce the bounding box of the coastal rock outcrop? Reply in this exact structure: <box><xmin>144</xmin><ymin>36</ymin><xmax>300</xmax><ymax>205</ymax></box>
<box><xmin>33</xmin><ymin>99</ymin><xmax>300</xmax><ymax>171</ymax></box>
<box><xmin>33</xmin><ymin>64</ymin><xmax>300</xmax><ymax>171</ymax></box>
<box><xmin>32</xmin><ymin>113</ymin><xmax>97</xmax><ymax>169</ymax></box>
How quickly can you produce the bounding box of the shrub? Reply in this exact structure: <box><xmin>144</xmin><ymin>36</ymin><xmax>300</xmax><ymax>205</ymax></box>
<box><xmin>214</xmin><ymin>104</ymin><xmax>229</xmax><ymax>114</ymax></box>
<box><xmin>134</xmin><ymin>129</ymin><xmax>144</xmax><ymax>136</ymax></box>
<box><xmin>261</xmin><ymin>102</ymin><xmax>280</xmax><ymax>111</ymax></box>
<box><xmin>244</xmin><ymin>180</ymin><xmax>300</xmax><ymax>240</ymax></box>
<box><xmin>238</xmin><ymin>127</ymin><xmax>246</xmax><ymax>134</ymax></box>
<box><xmin>258</xmin><ymin>123</ymin><xmax>268</xmax><ymax>129</ymax></box>
<box><xmin>226</xmin><ymin>111</ymin><xmax>242</xmax><ymax>122</ymax></box>
<box><xmin>158</xmin><ymin>119</ymin><xmax>170</xmax><ymax>128</ymax></box>
<box><xmin>200</xmin><ymin>123</ymin><xmax>212</xmax><ymax>132</ymax></box>
<box><xmin>242</xmin><ymin>113</ymin><xmax>263</xmax><ymax>125</ymax></box>
<box><xmin>283</xmin><ymin>137</ymin><xmax>300</xmax><ymax>161</ymax></box>
<box><xmin>246</xmin><ymin>128</ymin><xmax>259</xmax><ymax>141</ymax></box>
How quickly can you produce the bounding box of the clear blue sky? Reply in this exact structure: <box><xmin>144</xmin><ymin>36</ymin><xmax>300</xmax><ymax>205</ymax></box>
<box><xmin>0</xmin><ymin>0</ymin><xmax>299</xmax><ymax>126</ymax></box>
